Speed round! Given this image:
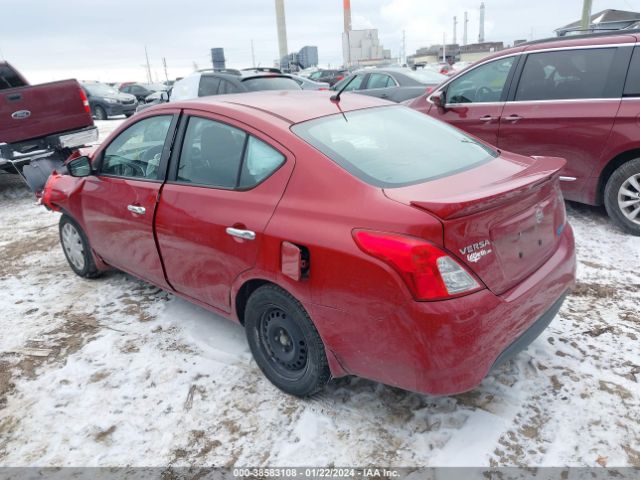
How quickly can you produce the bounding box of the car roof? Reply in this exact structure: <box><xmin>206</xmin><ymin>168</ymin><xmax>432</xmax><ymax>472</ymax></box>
<box><xmin>475</xmin><ymin>29</ymin><xmax>640</xmax><ymax>65</ymax></box>
<box><xmin>169</xmin><ymin>90</ymin><xmax>391</xmax><ymax>124</ymax></box>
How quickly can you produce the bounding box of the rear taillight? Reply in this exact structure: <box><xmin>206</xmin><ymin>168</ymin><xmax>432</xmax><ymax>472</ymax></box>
<box><xmin>425</xmin><ymin>86</ymin><xmax>435</xmax><ymax>94</ymax></box>
<box><xmin>336</xmin><ymin>75</ymin><xmax>344</xmax><ymax>81</ymax></box>
<box><xmin>353</xmin><ymin>230</ymin><xmax>482</xmax><ymax>301</ymax></box>
<box><xmin>79</xmin><ymin>88</ymin><xmax>91</xmax><ymax>114</ymax></box>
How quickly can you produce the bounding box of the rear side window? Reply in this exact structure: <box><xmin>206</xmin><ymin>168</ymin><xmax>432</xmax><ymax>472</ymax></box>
<box><xmin>219</xmin><ymin>79</ymin><xmax>240</xmax><ymax>94</ymax></box>
<box><xmin>624</xmin><ymin>47</ymin><xmax>640</xmax><ymax>97</ymax></box>
<box><xmin>242</xmin><ymin>77</ymin><xmax>301</xmax><ymax>91</ymax></box>
<box><xmin>176</xmin><ymin>117</ymin><xmax>285</xmax><ymax>189</ymax></box>
<box><xmin>177</xmin><ymin>117</ymin><xmax>246</xmax><ymax>188</ymax></box>
<box><xmin>367</xmin><ymin>73</ymin><xmax>395</xmax><ymax>89</ymax></box>
<box><xmin>515</xmin><ymin>48</ymin><xmax>617</xmax><ymax>101</ymax></box>
<box><xmin>447</xmin><ymin>57</ymin><xmax>515</xmax><ymax>104</ymax></box>
<box><xmin>198</xmin><ymin>76</ymin><xmax>221</xmax><ymax>97</ymax></box>
<box><xmin>0</xmin><ymin>65</ymin><xmax>27</xmax><ymax>90</ymax></box>
<box><xmin>292</xmin><ymin>106</ymin><xmax>497</xmax><ymax>188</ymax></box>
<box><xmin>239</xmin><ymin>137</ymin><xmax>285</xmax><ymax>188</ymax></box>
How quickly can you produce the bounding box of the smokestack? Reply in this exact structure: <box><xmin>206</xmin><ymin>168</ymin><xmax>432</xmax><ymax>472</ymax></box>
<box><xmin>464</xmin><ymin>11</ymin><xmax>468</xmax><ymax>45</ymax></box>
<box><xmin>479</xmin><ymin>2</ymin><xmax>485</xmax><ymax>43</ymax></box>
<box><xmin>343</xmin><ymin>0</ymin><xmax>352</xmax><ymax>33</ymax></box>
<box><xmin>453</xmin><ymin>16</ymin><xmax>457</xmax><ymax>45</ymax></box>
<box><xmin>275</xmin><ymin>0</ymin><xmax>288</xmax><ymax>61</ymax></box>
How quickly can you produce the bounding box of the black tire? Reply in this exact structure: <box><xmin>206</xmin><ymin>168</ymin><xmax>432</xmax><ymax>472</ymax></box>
<box><xmin>604</xmin><ymin>158</ymin><xmax>640</xmax><ymax>236</ymax></box>
<box><xmin>59</xmin><ymin>215</ymin><xmax>101</xmax><ymax>278</ymax></box>
<box><xmin>124</xmin><ymin>113</ymin><xmax>134</xmax><ymax>118</ymax></box>
<box><xmin>244</xmin><ymin>285</ymin><xmax>330</xmax><ymax>397</ymax></box>
<box><xmin>93</xmin><ymin>106</ymin><xmax>107</xmax><ymax>120</ymax></box>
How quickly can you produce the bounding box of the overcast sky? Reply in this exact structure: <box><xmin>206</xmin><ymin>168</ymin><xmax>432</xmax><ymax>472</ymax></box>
<box><xmin>2</xmin><ymin>0</ymin><xmax>640</xmax><ymax>84</ymax></box>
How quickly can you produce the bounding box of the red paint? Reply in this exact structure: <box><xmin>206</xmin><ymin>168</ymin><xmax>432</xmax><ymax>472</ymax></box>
<box><xmin>46</xmin><ymin>91</ymin><xmax>576</xmax><ymax>396</ymax></box>
<box><xmin>407</xmin><ymin>32</ymin><xmax>640</xmax><ymax>206</ymax></box>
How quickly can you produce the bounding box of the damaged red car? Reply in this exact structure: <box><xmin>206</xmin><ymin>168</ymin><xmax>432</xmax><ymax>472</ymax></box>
<box><xmin>42</xmin><ymin>91</ymin><xmax>576</xmax><ymax>397</ymax></box>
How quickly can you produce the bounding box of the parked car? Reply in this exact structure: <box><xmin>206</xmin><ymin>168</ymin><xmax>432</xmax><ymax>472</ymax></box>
<box><xmin>307</xmin><ymin>69</ymin><xmax>348</xmax><ymax>86</ymax></box>
<box><xmin>41</xmin><ymin>91</ymin><xmax>576</xmax><ymax>398</ymax></box>
<box><xmin>82</xmin><ymin>83</ymin><xmax>137</xmax><ymax>120</ymax></box>
<box><xmin>288</xmin><ymin>74</ymin><xmax>330</xmax><ymax>90</ymax></box>
<box><xmin>0</xmin><ymin>61</ymin><xmax>97</xmax><ymax>193</ymax></box>
<box><xmin>407</xmin><ymin>30</ymin><xmax>640</xmax><ymax>235</ymax></box>
<box><xmin>169</xmin><ymin>69</ymin><xmax>301</xmax><ymax>101</ymax></box>
<box><xmin>332</xmin><ymin>68</ymin><xmax>447</xmax><ymax>102</ymax></box>
<box><xmin>135</xmin><ymin>90</ymin><xmax>170</xmax><ymax>113</ymax></box>
<box><xmin>119</xmin><ymin>83</ymin><xmax>156</xmax><ymax>102</ymax></box>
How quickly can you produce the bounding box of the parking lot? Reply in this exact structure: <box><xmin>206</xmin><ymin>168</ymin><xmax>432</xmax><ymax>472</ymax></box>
<box><xmin>0</xmin><ymin>119</ymin><xmax>638</xmax><ymax>468</ymax></box>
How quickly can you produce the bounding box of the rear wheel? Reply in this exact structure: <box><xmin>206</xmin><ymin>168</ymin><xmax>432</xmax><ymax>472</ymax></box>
<box><xmin>604</xmin><ymin>158</ymin><xmax>640</xmax><ymax>236</ymax></box>
<box><xmin>59</xmin><ymin>215</ymin><xmax>101</xmax><ymax>278</ymax></box>
<box><xmin>93</xmin><ymin>106</ymin><xmax>107</xmax><ymax>120</ymax></box>
<box><xmin>244</xmin><ymin>285</ymin><xmax>330</xmax><ymax>397</ymax></box>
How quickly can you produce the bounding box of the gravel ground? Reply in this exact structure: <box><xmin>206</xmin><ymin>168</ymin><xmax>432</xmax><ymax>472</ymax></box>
<box><xmin>0</xmin><ymin>119</ymin><xmax>639</xmax><ymax>468</ymax></box>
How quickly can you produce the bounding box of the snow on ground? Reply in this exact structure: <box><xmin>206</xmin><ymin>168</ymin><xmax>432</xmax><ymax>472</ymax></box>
<box><xmin>0</xmin><ymin>118</ymin><xmax>639</xmax><ymax>468</ymax></box>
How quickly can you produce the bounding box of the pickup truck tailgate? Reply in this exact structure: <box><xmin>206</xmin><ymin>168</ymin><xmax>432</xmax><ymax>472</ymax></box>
<box><xmin>1</xmin><ymin>79</ymin><xmax>93</xmax><ymax>144</ymax></box>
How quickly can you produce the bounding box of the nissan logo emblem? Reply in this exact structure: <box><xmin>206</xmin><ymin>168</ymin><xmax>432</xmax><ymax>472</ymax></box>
<box><xmin>11</xmin><ymin>110</ymin><xmax>31</xmax><ymax>120</ymax></box>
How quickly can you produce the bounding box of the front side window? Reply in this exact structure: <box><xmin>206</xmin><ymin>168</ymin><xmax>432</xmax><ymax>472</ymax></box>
<box><xmin>447</xmin><ymin>56</ymin><xmax>516</xmax><ymax>104</ymax></box>
<box><xmin>198</xmin><ymin>76</ymin><xmax>221</xmax><ymax>97</ymax></box>
<box><xmin>516</xmin><ymin>48</ymin><xmax>617</xmax><ymax>101</ymax></box>
<box><xmin>334</xmin><ymin>74</ymin><xmax>366</xmax><ymax>91</ymax></box>
<box><xmin>292</xmin><ymin>106</ymin><xmax>497</xmax><ymax>188</ymax></box>
<box><xmin>367</xmin><ymin>73</ymin><xmax>395</xmax><ymax>89</ymax></box>
<box><xmin>101</xmin><ymin>115</ymin><xmax>172</xmax><ymax>180</ymax></box>
<box><xmin>624</xmin><ymin>47</ymin><xmax>640</xmax><ymax>97</ymax></box>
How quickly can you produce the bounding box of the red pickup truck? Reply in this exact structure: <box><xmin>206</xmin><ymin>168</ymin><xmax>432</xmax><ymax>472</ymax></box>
<box><xmin>0</xmin><ymin>61</ymin><xmax>98</xmax><ymax>192</ymax></box>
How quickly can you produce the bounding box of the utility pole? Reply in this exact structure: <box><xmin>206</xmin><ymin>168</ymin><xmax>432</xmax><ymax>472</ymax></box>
<box><xmin>453</xmin><ymin>16</ymin><xmax>458</xmax><ymax>45</ymax></box>
<box><xmin>251</xmin><ymin>40</ymin><xmax>256</xmax><ymax>68</ymax></box>
<box><xmin>402</xmin><ymin>30</ymin><xmax>406</xmax><ymax>65</ymax></box>
<box><xmin>581</xmin><ymin>0</ymin><xmax>593</xmax><ymax>32</ymax></box>
<box><xmin>144</xmin><ymin>46</ymin><xmax>152</xmax><ymax>84</ymax></box>
<box><xmin>442</xmin><ymin>33</ymin><xmax>446</xmax><ymax>63</ymax></box>
<box><xmin>463</xmin><ymin>11</ymin><xmax>468</xmax><ymax>46</ymax></box>
<box><xmin>162</xmin><ymin>57</ymin><xmax>169</xmax><ymax>83</ymax></box>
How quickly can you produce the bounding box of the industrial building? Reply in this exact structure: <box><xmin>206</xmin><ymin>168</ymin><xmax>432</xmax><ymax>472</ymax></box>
<box><xmin>342</xmin><ymin>29</ymin><xmax>392</xmax><ymax>67</ymax></box>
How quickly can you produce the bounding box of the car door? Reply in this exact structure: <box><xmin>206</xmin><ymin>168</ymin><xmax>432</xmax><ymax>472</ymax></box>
<box><xmin>428</xmin><ymin>56</ymin><xmax>518</xmax><ymax>146</ymax></box>
<box><xmin>79</xmin><ymin>111</ymin><xmax>179</xmax><ymax>288</ymax></box>
<box><xmin>361</xmin><ymin>72</ymin><xmax>397</xmax><ymax>101</ymax></box>
<box><xmin>499</xmin><ymin>46</ymin><xmax>629</xmax><ymax>202</ymax></box>
<box><xmin>155</xmin><ymin>111</ymin><xmax>295</xmax><ymax>313</ymax></box>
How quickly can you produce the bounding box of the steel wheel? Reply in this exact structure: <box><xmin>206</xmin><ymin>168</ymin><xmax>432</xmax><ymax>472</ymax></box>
<box><xmin>617</xmin><ymin>173</ymin><xmax>640</xmax><ymax>225</ymax></box>
<box><xmin>61</xmin><ymin>222</ymin><xmax>86</xmax><ymax>271</ymax></box>
<box><xmin>258</xmin><ymin>306</ymin><xmax>308</xmax><ymax>380</ymax></box>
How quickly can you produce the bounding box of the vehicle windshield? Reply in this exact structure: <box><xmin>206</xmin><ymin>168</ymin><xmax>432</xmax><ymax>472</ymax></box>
<box><xmin>401</xmin><ymin>69</ymin><xmax>447</xmax><ymax>84</ymax></box>
<box><xmin>84</xmin><ymin>83</ymin><xmax>119</xmax><ymax>96</ymax></box>
<box><xmin>242</xmin><ymin>76</ymin><xmax>301</xmax><ymax>91</ymax></box>
<box><xmin>291</xmin><ymin>106</ymin><xmax>498</xmax><ymax>188</ymax></box>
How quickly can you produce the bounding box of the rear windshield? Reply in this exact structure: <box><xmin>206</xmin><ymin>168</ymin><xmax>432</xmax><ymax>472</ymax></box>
<box><xmin>0</xmin><ymin>65</ymin><xmax>27</xmax><ymax>90</ymax></box>
<box><xmin>291</xmin><ymin>106</ymin><xmax>497</xmax><ymax>188</ymax></box>
<box><xmin>242</xmin><ymin>76</ymin><xmax>301</xmax><ymax>91</ymax></box>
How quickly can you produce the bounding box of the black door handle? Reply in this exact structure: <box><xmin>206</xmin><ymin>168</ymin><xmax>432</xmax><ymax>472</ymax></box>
<box><xmin>6</xmin><ymin>93</ymin><xmax>22</xmax><ymax>101</ymax></box>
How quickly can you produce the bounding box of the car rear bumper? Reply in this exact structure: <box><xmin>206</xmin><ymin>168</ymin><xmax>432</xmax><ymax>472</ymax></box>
<box><xmin>105</xmin><ymin>104</ymin><xmax>137</xmax><ymax>116</ymax></box>
<box><xmin>313</xmin><ymin>223</ymin><xmax>576</xmax><ymax>396</ymax></box>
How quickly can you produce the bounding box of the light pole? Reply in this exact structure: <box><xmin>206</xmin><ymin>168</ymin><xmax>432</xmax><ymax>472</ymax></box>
<box><xmin>581</xmin><ymin>0</ymin><xmax>593</xmax><ymax>32</ymax></box>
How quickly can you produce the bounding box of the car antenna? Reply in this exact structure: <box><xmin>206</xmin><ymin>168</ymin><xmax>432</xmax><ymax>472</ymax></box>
<box><xmin>330</xmin><ymin>74</ymin><xmax>356</xmax><ymax>103</ymax></box>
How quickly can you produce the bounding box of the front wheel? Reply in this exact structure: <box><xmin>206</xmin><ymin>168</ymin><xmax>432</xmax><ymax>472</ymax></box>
<box><xmin>244</xmin><ymin>285</ymin><xmax>330</xmax><ymax>397</ymax></box>
<box><xmin>59</xmin><ymin>215</ymin><xmax>101</xmax><ymax>278</ymax></box>
<box><xmin>604</xmin><ymin>158</ymin><xmax>640</xmax><ymax>236</ymax></box>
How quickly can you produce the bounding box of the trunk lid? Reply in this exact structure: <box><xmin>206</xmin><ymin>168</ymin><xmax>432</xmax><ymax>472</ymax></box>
<box><xmin>384</xmin><ymin>154</ymin><xmax>567</xmax><ymax>295</ymax></box>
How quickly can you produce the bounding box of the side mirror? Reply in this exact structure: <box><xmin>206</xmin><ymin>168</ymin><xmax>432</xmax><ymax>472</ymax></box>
<box><xmin>160</xmin><ymin>91</ymin><xmax>169</xmax><ymax>102</ymax></box>
<box><xmin>431</xmin><ymin>91</ymin><xmax>446</xmax><ymax>109</ymax></box>
<box><xmin>67</xmin><ymin>156</ymin><xmax>92</xmax><ymax>177</ymax></box>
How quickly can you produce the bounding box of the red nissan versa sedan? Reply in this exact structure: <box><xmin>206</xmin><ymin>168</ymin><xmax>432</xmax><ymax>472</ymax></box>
<box><xmin>407</xmin><ymin>31</ymin><xmax>640</xmax><ymax>235</ymax></box>
<box><xmin>41</xmin><ymin>91</ymin><xmax>576</xmax><ymax>397</ymax></box>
